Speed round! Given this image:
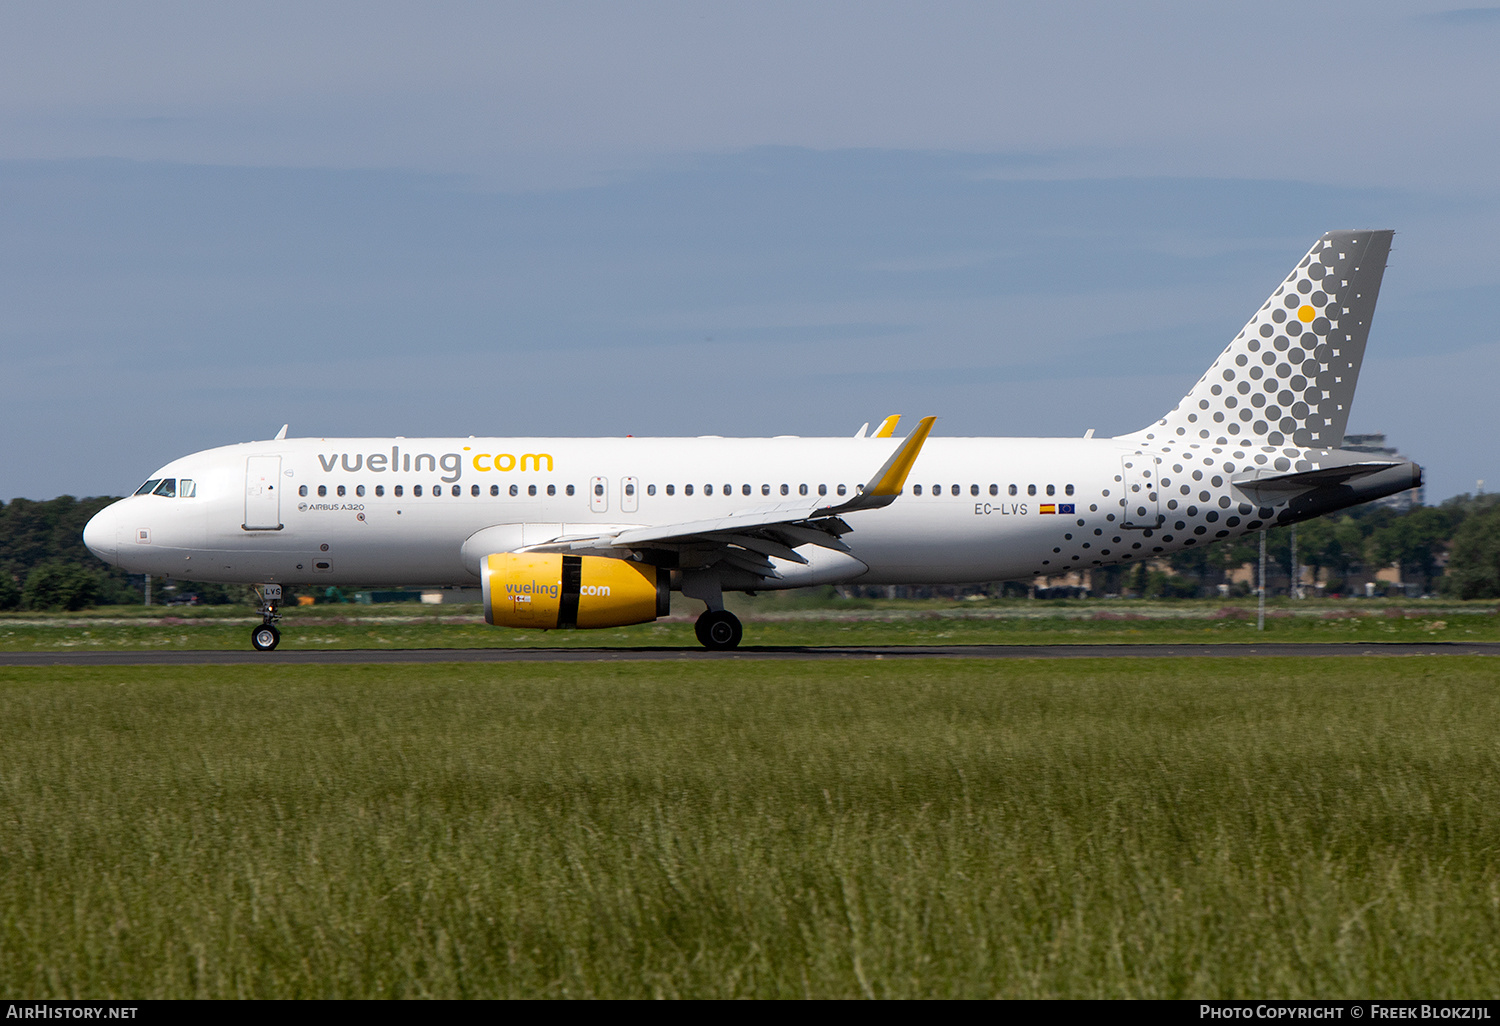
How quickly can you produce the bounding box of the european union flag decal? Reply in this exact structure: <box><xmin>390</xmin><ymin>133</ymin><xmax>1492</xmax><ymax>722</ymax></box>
<box><xmin>1059</xmin><ymin>504</ymin><xmax>1075</xmax><ymax>514</ymax></box>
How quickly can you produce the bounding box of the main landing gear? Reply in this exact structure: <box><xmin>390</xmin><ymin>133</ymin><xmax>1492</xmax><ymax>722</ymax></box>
<box><xmin>681</xmin><ymin>569</ymin><xmax>741</xmax><ymax>650</ymax></box>
<box><xmin>251</xmin><ymin>584</ymin><xmax>283</xmax><ymax>651</ymax></box>
<box><xmin>694</xmin><ymin>609</ymin><xmax>743</xmax><ymax>650</ymax></box>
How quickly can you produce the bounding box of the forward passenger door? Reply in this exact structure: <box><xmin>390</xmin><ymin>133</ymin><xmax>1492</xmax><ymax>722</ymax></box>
<box><xmin>244</xmin><ymin>456</ymin><xmax>282</xmax><ymax>530</ymax></box>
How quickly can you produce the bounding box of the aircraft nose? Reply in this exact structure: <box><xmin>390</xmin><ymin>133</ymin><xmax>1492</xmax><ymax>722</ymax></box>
<box><xmin>83</xmin><ymin>503</ymin><xmax>120</xmax><ymax>563</ymax></box>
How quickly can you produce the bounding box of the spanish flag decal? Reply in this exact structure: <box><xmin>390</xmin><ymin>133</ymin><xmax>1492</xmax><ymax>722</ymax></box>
<box><xmin>1039</xmin><ymin>504</ymin><xmax>1056</xmax><ymax>514</ymax></box>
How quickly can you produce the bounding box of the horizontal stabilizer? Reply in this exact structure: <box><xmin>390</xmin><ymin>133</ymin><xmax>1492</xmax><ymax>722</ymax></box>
<box><xmin>1232</xmin><ymin>459</ymin><xmax>1404</xmax><ymax>496</ymax></box>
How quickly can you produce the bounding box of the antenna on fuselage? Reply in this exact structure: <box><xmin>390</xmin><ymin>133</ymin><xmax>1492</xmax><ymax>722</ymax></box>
<box><xmin>274</xmin><ymin>424</ymin><xmax>288</xmax><ymax>440</ymax></box>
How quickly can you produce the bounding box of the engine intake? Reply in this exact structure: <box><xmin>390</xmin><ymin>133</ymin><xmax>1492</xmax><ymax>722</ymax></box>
<box><xmin>481</xmin><ymin>553</ymin><xmax>669</xmax><ymax>629</ymax></box>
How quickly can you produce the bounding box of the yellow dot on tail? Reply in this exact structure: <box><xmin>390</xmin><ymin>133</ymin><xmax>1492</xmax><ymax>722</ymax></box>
<box><xmin>1298</xmin><ymin>305</ymin><xmax>1316</xmax><ymax>322</ymax></box>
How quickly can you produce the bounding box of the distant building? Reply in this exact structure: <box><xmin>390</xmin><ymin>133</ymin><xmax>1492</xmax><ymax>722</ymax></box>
<box><xmin>1341</xmin><ymin>433</ymin><xmax>1425</xmax><ymax>510</ymax></box>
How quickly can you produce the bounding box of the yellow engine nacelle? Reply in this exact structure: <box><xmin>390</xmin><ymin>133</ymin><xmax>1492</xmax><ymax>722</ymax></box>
<box><xmin>481</xmin><ymin>553</ymin><xmax>670</xmax><ymax>629</ymax></box>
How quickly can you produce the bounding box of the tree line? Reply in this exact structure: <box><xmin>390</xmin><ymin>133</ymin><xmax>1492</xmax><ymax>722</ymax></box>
<box><xmin>4</xmin><ymin>491</ymin><xmax>1500</xmax><ymax>610</ymax></box>
<box><xmin>0</xmin><ymin>495</ymin><xmax>245</xmax><ymax>610</ymax></box>
<box><xmin>1152</xmin><ymin>492</ymin><xmax>1500</xmax><ymax>599</ymax></box>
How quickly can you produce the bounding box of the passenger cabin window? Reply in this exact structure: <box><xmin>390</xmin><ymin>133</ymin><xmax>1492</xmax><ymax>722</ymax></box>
<box><xmin>685</xmin><ymin>484</ymin><xmax>694</xmax><ymax>496</ymax></box>
<box><xmin>152</xmin><ymin>479</ymin><xmax>176</xmax><ymax>497</ymax></box>
<box><xmin>356</xmin><ymin>485</ymin><xmax>365</xmax><ymax>497</ymax></box>
<box><xmin>990</xmin><ymin>484</ymin><xmax>998</xmax><ymax>496</ymax></box>
<box><xmin>566</xmin><ymin>485</ymin><xmax>575</xmax><ymax>496</ymax></box>
<box><xmin>471</xmin><ymin>485</ymin><xmax>480</xmax><ymax>496</ymax></box>
<box><xmin>666</xmin><ymin>485</ymin><xmax>675</xmax><ymax>496</ymax></box>
<box><xmin>1046</xmin><ymin>484</ymin><xmax>1055</xmax><ymax>496</ymax></box>
<box><xmin>837</xmin><ymin>485</ymin><xmax>847</xmax><ymax>496</ymax></box>
<box><xmin>647</xmin><ymin>484</ymin><xmax>656</xmax><ymax>496</ymax></box>
<box><xmin>413</xmin><ymin>485</ymin><xmax>423</xmax><ymax>496</ymax></box>
<box><xmin>951</xmin><ymin>485</ymin><xmax>960</xmax><ymax>496</ymax></box>
<box><xmin>452</xmin><ymin>485</ymin><xmax>461</xmax><ymax>497</ymax></box>
<box><xmin>780</xmin><ymin>484</ymin><xmax>789</xmax><ymax>496</ymax></box>
<box><xmin>337</xmin><ymin>485</ymin><xmax>346</xmax><ymax>497</ymax></box>
<box><xmin>818</xmin><ymin>484</ymin><xmax>827</xmax><ymax>496</ymax></box>
<box><xmin>318</xmin><ymin>485</ymin><xmax>327</xmax><ymax>497</ymax></box>
<box><xmin>913</xmin><ymin>485</ymin><xmax>923</xmax><ymax>496</ymax></box>
<box><xmin>528</xmin><ymin>485</ymin><xmax>537</xmax><ymax>496</ymax></box>
<box><xmin>742</xmin><ymin>485</ymin><xmax>751</xmax><ymax>496</ymax></box>
<box><xmin>704</xmin><ymin>484</ymin><xmax>712</xmax><ymax>496</ymax></box>
<box><xmin>625</xmin><ymin>483</ymin><xmax>635</xmax><ymax>496</ymax></box>
<box><xmin>1065</xmin><ymin>484</ymin><xmax>1075</xmax><ymax>495</ymax></box>
<box><xmin>1009</xmin><ymin>484</ymin><xmax>1018</xmax><ymax>496</ymax></box>
<box><xmin>723</xmin><ymin>484</ymin><xmax>731</xmax><ymax>495</ymax></box>
<box><xmin>376</xmin><ymin>485</ymin><xmax>385</xmax><ymax>497</ymax></box>
<box><xmin>762</xmin><ymin>485</ymin><xmax>771</xmax><ymax>496</ymax></box>
<box><xmin>135</xmin><ymin>479</ymin><xmax>162</xmax><ymax>496</ymax></box>
<box><xmin>970</xmin><ymin>485</ymin><xmax>979</xmax><ymax>496</ymax></box>
<box><xmin>509</xmin><ymin>485</ymin><xmax>518</xmax><ymax>497</ymax></box>
<box><xmin>299</xmin><ymin>485</ymin><xmax>308</xmax><ymax>497</ymax></box>
<box><xmin>394</xmin><ymin>485</ymin><xmax>403</xmax><ymax>497</ymax></box>
<box><xmin>799</xmin><ymin>484</ymin><xmax>808</xmax><ymax>496</ymax></box>
<box><xmin>490</xmin><ymin>485</ymin><xmax>499</xmax><ymax>496</ymax></box>
<box><xmin>1027</xmin><ymin>484</ymin><xmax>1037</xmax><ymax>496</ymax></box>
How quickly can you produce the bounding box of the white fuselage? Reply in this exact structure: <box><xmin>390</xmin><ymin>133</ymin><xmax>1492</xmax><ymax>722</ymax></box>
<box><xmin>84</xmin><ymin>433</ymin><xmax>1192</xmax><ymax>589</ymax></box>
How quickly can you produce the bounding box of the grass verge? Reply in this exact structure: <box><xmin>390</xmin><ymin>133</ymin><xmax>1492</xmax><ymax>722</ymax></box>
<box><xmin>2</xmin><ymin>657</ymin><xmax>1498</xmax><ymax>997</ymax></box>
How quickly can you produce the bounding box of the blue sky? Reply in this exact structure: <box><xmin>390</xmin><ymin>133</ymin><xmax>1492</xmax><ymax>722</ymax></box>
<box><xmin>2</xmin><ymin>3</ymin><xmax>1497</xmax><ymax>501</ymax></box>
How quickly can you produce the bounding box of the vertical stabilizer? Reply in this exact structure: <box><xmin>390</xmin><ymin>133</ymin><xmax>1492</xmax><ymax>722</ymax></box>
<box><xmin>1124</xmin><ymin>230</ymin><xmax>1393</xmax><ymax>449</ymax></box>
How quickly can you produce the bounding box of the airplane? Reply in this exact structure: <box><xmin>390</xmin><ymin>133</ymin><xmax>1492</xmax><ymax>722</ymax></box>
<box><xmin>83</xmin><ymin>230</ymin><xmax>1420</xmax><ymax>651</ymax></box>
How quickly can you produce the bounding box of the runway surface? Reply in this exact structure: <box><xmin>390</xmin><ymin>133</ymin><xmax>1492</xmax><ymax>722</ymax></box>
<box><xmin>3</xmin><ymin>642</ymin><xmax>1499</xmax><ymax>667</ymax></box>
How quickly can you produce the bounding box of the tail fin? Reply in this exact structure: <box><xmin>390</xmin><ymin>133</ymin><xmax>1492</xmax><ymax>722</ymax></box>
<box><xmin>1125</xmin><ymin>230</ymin><xmax>1393</xmax><ymax>449</ymax></box>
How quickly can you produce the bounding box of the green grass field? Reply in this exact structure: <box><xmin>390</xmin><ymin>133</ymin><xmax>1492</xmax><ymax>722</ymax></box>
<box><xmin>1</xmin><ymin>598</ymin><xmax>1496</xmax><ymax>650</ymax></box>
<box><xmin>3</xmin><ymin>657</ymin><xmax>1498</xmax><ymax>998</ymax></box>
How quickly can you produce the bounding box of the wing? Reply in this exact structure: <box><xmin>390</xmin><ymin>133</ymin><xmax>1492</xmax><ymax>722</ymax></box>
<box><xmin>521</xmin><ymin>417</ymin><xmax>937</xmax><ymax>578</ymax></box>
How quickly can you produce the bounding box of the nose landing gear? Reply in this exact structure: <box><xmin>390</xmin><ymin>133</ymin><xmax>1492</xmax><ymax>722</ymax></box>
<box><xmin>251</xmin><ymin>584</ymin><xmax>283</xmax><ymax>651</ymax></box>
<box><xmin>694</xmin><ymin>609</ymin><xmax>743</xmax><ymax>650</ymax></box>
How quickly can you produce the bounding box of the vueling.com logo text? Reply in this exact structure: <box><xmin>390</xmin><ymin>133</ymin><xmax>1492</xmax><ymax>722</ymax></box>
<box><xmin>507</xmin><ymin>579</ymin><xmax>560</xmax><ymax>599</ymax></box>
<box><xmin>316</xmin><ymin>446</ymin><xmax>554</xmax><ymax>484</ymax></box>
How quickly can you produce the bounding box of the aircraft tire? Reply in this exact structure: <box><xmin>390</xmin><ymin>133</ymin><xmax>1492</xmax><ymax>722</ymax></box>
<box><xmin>251</xmin><ymin>624</ymin><xmax>281</xmax><ymax>652</ymax></box>
<box><xmin>696</xmin><ymin>610</ymin><xmax>742</xmax><ymax>650</ymax></box>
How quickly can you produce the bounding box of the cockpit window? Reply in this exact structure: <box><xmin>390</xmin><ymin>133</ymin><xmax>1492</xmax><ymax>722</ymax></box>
<box><xmin>179</xmin><ymin>479</ymin><xmax>196</xmax><ymax>498</ymax></box>
<box><xmin>152</xmin><ymin>478</ymin><xmax>177</xmax><ymax>497</ymax></box>
<box><xmin>135</xmin><ymin>479</ymin><xmax>162</xmax><ymax>496</ymax></box>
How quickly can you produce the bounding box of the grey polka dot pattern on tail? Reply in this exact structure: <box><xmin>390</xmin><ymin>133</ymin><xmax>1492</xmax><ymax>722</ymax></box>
<box><xmin>1128</xmin><ymin>230</ymin><xmax>1393</xmax><ymax>451</ymax></box>
<box><xmin>1103</xmin><ymin>231</ymin><xmax>1396</xmax><ymax>574</ymax></box>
